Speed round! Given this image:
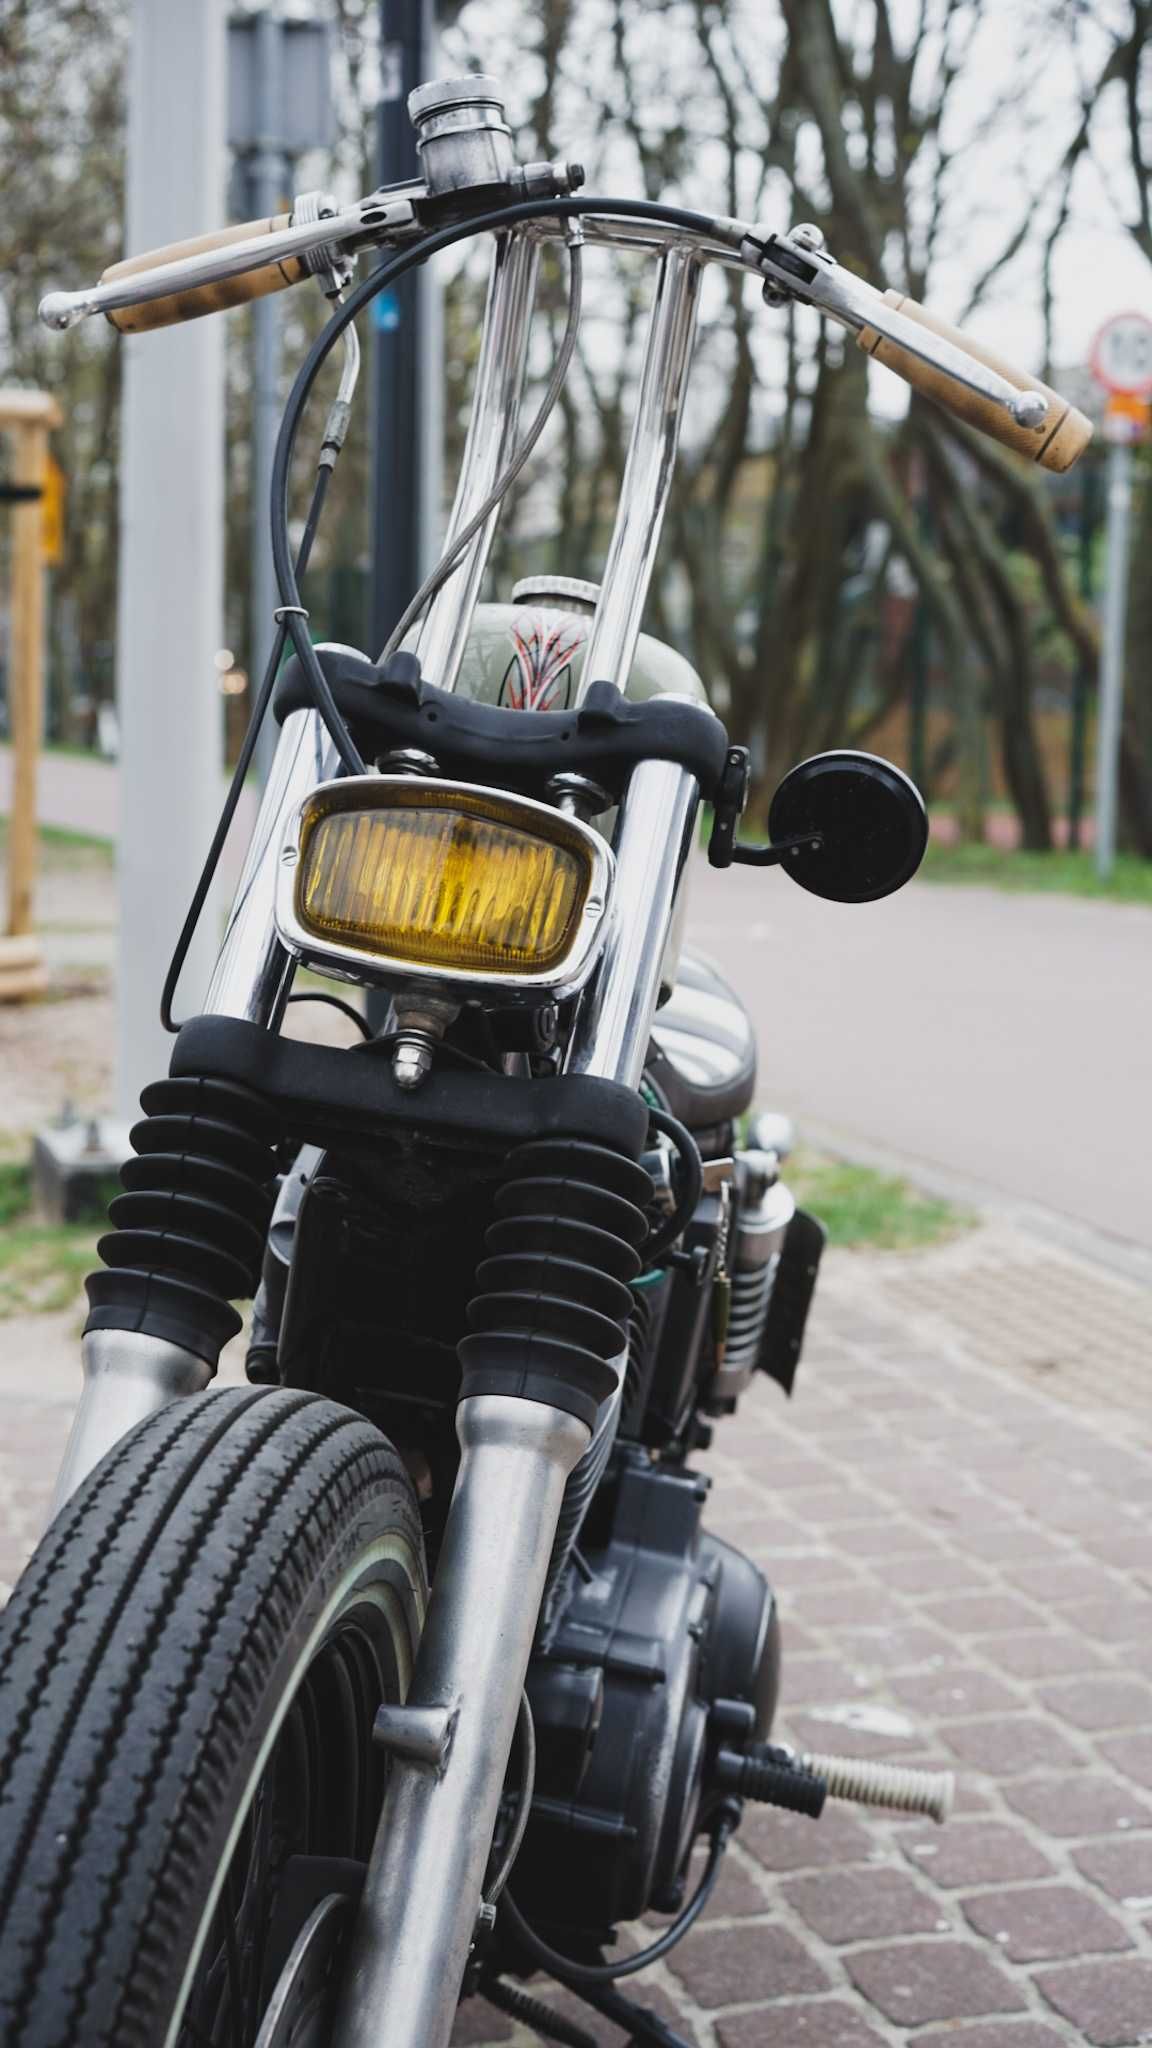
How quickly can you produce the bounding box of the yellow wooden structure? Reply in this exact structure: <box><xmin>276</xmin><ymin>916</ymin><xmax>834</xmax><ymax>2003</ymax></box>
<box><xmin>0</xmin><ymin>389</ymin><xmax>62</xmax><ymax>1001</ymax></box>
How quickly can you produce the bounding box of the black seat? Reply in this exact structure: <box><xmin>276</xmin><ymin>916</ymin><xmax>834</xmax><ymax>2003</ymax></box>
<box><xmin>647</xmin><ymin>952</ymin><xmax>757</xmax><ymax>1150</ymax></box>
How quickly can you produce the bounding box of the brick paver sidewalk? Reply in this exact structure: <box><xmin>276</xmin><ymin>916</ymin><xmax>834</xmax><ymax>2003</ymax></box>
<box><xmin>3</xmin><ymin>1233</ymin><xmax>1152</xmax><ymax>2046</ymax></box>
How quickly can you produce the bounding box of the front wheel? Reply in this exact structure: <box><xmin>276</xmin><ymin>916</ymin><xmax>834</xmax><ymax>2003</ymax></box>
<box><xmin>0</xmin><ymin>1386</ymin><xmax>426</xmax><ymax>2048</ymax></box>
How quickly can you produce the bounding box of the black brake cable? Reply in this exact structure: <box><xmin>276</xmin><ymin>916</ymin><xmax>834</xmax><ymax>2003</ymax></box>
<box><xmin>499</xmin><ymin>1809</ymin><xmax>734</xmax><ymax>1984</ymax></box>
<box><xmin>159</xmin><ymin>458</ymin><xmax>334</xmax><ymax>1031</ymax></box>
<box><xmin>283</xmin><ymin>989</ymin><xmax>372</xmax><ymax>1040</ymax></box>
<box><xmin>163</xmin><ymin>191</ymin><xmax>733</xmax><ymax>1033</ymax></box>
<box><xmin>268</xmin><ymin>193</ymin><xmax>737</xmax><ymax>778</ymax></box>
<box><xmin>641</xmin><ymin>1106</ymin><xmax>704</xmax><ymax>1267</ymax></box>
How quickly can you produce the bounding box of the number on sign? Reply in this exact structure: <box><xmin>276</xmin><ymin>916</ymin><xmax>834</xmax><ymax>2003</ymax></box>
<box><xmin>1091</xmin><ymin>313</ymin><xmax>1152</xmax><ymax>397</ymax></box>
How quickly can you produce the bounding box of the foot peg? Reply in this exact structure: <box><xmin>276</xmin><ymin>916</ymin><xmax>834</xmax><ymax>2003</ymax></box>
<box><xmin>803</xmin><ymin>1749</ymin><xmax>954</xmax><ymax>1825</ymax></box>
<box><xmin>714</xmin><ymin>1739</ymin><xmax>953</xmax><ymax>1826</ymax></box>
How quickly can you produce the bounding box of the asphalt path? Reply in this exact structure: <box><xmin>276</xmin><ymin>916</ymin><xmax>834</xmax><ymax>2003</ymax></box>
<box><xmin>684</xmin><ymin>857</ymin><xmax>1152</xmax><ymax>1260</ymax></box>
<box><xmin>5</xmin><ymin>747</ymin><xmax>1149</xmax><ymax>1257</ymax></box>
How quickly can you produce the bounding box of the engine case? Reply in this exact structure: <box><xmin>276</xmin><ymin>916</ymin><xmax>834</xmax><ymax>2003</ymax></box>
<box><xmin>519</xmin><ymin>1449</ymin><xmax>779</xmax><ymax>1944</ymax></box>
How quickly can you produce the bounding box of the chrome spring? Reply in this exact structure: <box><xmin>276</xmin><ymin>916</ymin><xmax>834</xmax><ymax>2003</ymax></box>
<box><xmin>724</xmin><ymin>1257</ymin><xmax>775</xmax><ymax>1375</ymax></box>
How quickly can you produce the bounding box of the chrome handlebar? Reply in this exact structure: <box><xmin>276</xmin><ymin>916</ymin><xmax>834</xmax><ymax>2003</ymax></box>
<box><xmin>38</xmin><ymin>186</ymin><xmax>1047</xmax><ymax>435</ymax></box>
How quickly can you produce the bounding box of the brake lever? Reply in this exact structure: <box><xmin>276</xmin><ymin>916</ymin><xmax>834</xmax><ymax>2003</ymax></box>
<box><xmin>748</xmin><ymin>224</ymin><xmax>1049</xmax><ymax>431</ymax></box>
<box><xmin>38</xmin><ymin>192</ymin><xmax>420</xmax><ymax>332</ymax></box>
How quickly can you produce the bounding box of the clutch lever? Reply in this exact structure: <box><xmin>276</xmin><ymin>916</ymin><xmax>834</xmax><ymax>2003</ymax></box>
<box><xmin>748</xmin><ymin>224</ymin><xmax>1048</xmax><ymax>430</ymax></box>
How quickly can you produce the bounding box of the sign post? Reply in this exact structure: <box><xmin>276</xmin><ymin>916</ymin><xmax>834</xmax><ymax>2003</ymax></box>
<box><xmin>0</xmin><ymin>389</ymin><xmax>62</xmax><ymax>1002</ymax></box>
<box><xmin>1089</xmin><ymin>312</ymin><xmax>1152</xmax><ymax>882</ymax></box>
<box><xmin>229</xmin><ymin>7</ymin><xmax>333</xmax><ymax>784</ymax></box>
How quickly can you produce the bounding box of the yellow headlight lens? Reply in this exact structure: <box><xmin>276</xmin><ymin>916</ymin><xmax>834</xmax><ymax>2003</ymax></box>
<box><xmin>295</xmin><ymin>786</ymin><xmax>593</xmax><ymax>975</ymax></box>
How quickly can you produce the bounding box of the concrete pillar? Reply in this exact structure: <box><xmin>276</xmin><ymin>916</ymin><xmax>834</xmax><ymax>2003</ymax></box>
<box><xmin>115</xmin><ymin>0</ymin><xmax>227</xmax><ymax>1118</ymax></box>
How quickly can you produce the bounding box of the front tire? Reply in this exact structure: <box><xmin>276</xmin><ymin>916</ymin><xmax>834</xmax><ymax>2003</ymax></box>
<box><xmin>0</xmin><ymin>1386</ymin><xmax>426</xmax><ymax>2048</ymax></box>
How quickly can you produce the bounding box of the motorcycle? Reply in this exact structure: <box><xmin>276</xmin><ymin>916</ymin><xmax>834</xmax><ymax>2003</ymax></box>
<box><xmin>0</xmin><ymin>73</ymin><xmax>1089</xmax><ymax>2048</ymax></box>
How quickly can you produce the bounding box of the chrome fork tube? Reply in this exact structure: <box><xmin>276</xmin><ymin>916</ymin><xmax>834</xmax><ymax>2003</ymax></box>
<box><xmin>203</xmin><ymin>706</ymin><xmax>338</xmax><ymax>1027</ymax></box>
<box><xmin>577</xmin><ymin>245</ymin><xmax>703</xmax><ymax>703</ymax></box>
<box><xmin>563</xmin><ymin>248</ymin><xmax>708</xmax><ymax>1091</ymax></box>
<box><xmin>335</xmin><ymin>1396</ymin><xmax>590</xmax><ymax>2048</ymax></box>
<box><xmin>568</xmin><ymin>755</ymin><xmax>700</xmax><ymax>1089</ymax></box>
<box><xmin>411</xmin><ymin>231</ymin><xmax>539</xmax><ymax>693</ymax></box>
<box><xmin>49</xmin><ymin>1331</ymin><xmax>214</xmax><ymax>1519</ymax></box>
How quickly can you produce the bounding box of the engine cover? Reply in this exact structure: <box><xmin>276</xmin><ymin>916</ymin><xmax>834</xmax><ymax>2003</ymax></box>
<box><xmin>518</xmin><ymin>1450</ymin><xmax>779</xmax><ymax>1945</ymax></box>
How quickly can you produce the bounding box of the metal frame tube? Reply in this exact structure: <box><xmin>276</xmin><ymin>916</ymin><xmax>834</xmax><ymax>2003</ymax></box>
<box><xmin>335</xmin><ymin>1395</ymin><xmax>590</xmax><ymax>2048</ymax></box>
<box><xmin>410</xmin><ymin>230</ymin><xmax>539</xmax><ymax>691</ymax></box>
<box><xmin>203</xmin><ymin>706</ymin><xmax>339</xmax><ymax>1026</ymax></box>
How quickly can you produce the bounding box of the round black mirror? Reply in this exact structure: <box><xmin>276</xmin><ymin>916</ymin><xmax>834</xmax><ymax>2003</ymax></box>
<box><xmin>767</xmin><ymin>751</ymin><xmax>928</xmax><ymax>903</ymax></box>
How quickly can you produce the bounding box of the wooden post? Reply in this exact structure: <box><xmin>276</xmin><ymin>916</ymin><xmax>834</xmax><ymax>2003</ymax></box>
<box><xmin>0</xmin><ymin>388</ymin><xmax>62</xmax><ymax>1001</ymax></box>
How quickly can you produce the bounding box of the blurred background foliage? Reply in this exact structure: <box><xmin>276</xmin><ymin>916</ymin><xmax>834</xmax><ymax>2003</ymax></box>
<box><xmin>2</xmin><ymin>0</ymin><xmax>1152</xmax><ymax>852</ymax></box>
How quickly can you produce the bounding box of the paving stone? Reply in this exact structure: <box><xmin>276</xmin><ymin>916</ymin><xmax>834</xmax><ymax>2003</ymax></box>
<box><xmin>1035</xmin><ymin>1957</ymin><xmax>1152</xmax><ymax>2045</ymax></box>
<box><xmin>786</xmin><ymin>1710</ymin><xmax>924</xmax><ymax>1760</ymax></box>
<box><xmin>834</xmin><ymin>1623</ymin><xmax>953</xmax><ymax>1668</ymax></box>
<box><xmin>782</xmin><ymin>1654</ymin><xmax>874</xmax><ymax>1705</ymax></box>
<box><xmin>772</xmin><ymin>1550</ymin><xmax>865</xmax><ymax>1588</ymax></box>
<box><xmin>754</xmin><ymin>1459</ymin><xmax>844</xmax><ymax>1492</ymax></box>
<box><xmin>845</xmin><ymin>1939</ymin><xmax>1027</xmax><ymax>2024</ymax></box>
<box><xmin>1001</xmin><ymin>1560</ymin><xmax>1122</xmax><ymax>1603</ymax></box>
<box><xmin>449</xmin><ymin>1997</ymin><xmax>515</xmax><ymax>2043</ymax></box>
<box><xmin>938</xmin><ymin>1713</ymin><xmax>1085</xmax><ymax>1776</ymax></box>
<box><xmin>739</xmin><ymin>1802</ymin><xmax>876</xmax><ymax>1873</ymax></box>
<box><xmin>1082</xmin><ymin>1532</ymin><xmax>1152</xmax><ymax>1572</ymax></box>
<box><xmin>786</xmin><ymin>1583</ymin><xmax>904</xmax><ymax>1626</ymax></box>
<box><xmin>1098</xmin><ymin>1732</ymin><xmax>1152</xmax><ymax>1791</ymax></box>
<box><xmin>1002</xmin><ymin>1774</ymin><xmax>1152</xmax><ymax>1837</ymax></box>
<box><xmin>956</xmin><ymin>1524</ymin><xmax>1066</xmax><ymax>1563</ymax></box>
<box><xmin>961</xmin><ymin>1882</ymin><xmax>1132</xmax><ymax>1962</ymax></box>
<box><xmin>782</xmin><ymin>1866</ymin><xmax>946</xmax><ymax>1944</ymax></box>
<box><xmin>669</xmin><ymin>1922</ymin><xmax>828</xmax><ymax>2007</ymax></box>
<box><xmin>991</xmin><ymin>1630</ymin><xmax>1107</xmax><ymax>1679</ymax></box>
<box><xmin>900</xmin><ymin>1820</ymin><xmax>1055</xmax><ymax>1888</ymax></box>
<box><xmin>785</xmin><ymin>1487</ymin><xmax>891</xmax><ymax>1527</ymax></box>
<box><xmin>715</xmin><ymin>2000</ymin><xmax>888</xmax><ymax>2047</ymax></box>
<box><xmin>912</xmin><ymin>2027</ymin><xmax>1069</xmax><ymax>2048</ymax></box>
<box><xmin>698</xmin><ymin>1850</ymin><xmax>771</xmax><ymax>1921</ymax></box>
<box><xmin>1059</xmin><ymin>1597</ymin><xmax>1152</xmax><ymax>1644</ymax></box>
<box><xmin>779</xmin><ymin>1619</ymin><xmax>823</xmax><ymax>1654</ymax></box>
<box><xmin>890</xmin><ymin>1666</ymin><xmax>1023</xmax><ymax>1717</ymax></box>
<box><xmin>1073</xmin><ymin>1834</ymin><xmax>1152</xmax><ymax>1903</ymax></box>
<box><xmin>546</xmin><ymin>1979</ymin><xmax>698</xmax><ymax>2047</ymax></box>
<box><xmin>919</xmin><ymin>1592</ymin><xmax>1047</xmax><ymax>1635</ymax></box>
<box><xmin>1038</xmin><ymin>1676</ymin><xmax>1152</xmax><ymax>1733</ymax></box>
<box><xmin>825</xmin><ymin>1518</ymin><xmax>926</xmax><ymax>1558</ymax></box>
<box><xmin>881</xmin><ymin>1553</ymin><xmax>990</xmax><ymax>1594</ymax></box>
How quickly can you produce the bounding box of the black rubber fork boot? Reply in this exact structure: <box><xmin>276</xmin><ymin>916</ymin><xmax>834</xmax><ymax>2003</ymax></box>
<box><xmin>458</xmin><ymin>1138</ymin><xmax>652</xmax><ymax>1427</ymax></box>
<box><xmin>84</xmin><ymin>1075</ymin><xmax>280</xmax><ymax>1366</ymax></box>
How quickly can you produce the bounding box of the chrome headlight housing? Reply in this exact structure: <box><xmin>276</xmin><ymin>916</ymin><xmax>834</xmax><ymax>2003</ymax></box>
<box><xmin>274</xmin><ymin>775</ymin><xmax>613</xmax><ymax>998</ymax></box>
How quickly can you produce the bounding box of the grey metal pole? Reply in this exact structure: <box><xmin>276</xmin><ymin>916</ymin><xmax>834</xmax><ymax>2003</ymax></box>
<box><xmin>115</xmin><ymin>0</ymin><xmax>227</xmax><ymax>1120</ymax></box>
<box><xmin>365</xmin><ymin>0</ymin><xmax>434</xmax><ymax>1036</ymax></box>
<box><xmin>1094</xmin><ymin>436</ymin><xmax>1132</xmax><ymax>882</ymax></box>
<box><xmin>249</xmin><ymin>5</ymin><xmax>287</xmax><ymax>787</ymax></box>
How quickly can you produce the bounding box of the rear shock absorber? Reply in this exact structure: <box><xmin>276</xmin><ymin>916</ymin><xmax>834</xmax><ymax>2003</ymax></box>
<box><xmin>459</xmin><ymin>1137</ymin><xmax>652</xmax><ymax>1429</ymax></box>
<box><xmin>84</xmin><ymin>1074</ymin><xmax>280</xmax><ymax>1365</ymax></box>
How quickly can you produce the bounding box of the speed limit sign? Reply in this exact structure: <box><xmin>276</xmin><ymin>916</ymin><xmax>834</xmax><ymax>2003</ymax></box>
<box><xmin>1090</xmin><ymin>312</ymin><xmax>1152</xmax><ymax>396</ymax></box>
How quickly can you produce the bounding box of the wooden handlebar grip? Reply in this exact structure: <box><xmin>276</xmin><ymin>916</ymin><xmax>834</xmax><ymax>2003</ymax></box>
<box><xmin>100</xmin><ymin>216</ymin><xmax>307</xmax><ymax>333</ymax></box>
<box><xmin>857</xmin><ymin>290</ymin><xmax>1093</xmax><ymax>473</ymax></box>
